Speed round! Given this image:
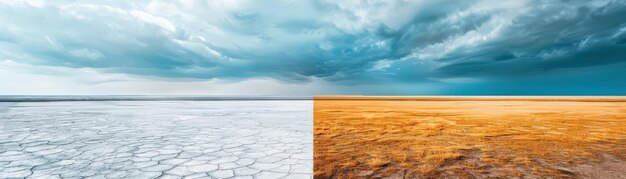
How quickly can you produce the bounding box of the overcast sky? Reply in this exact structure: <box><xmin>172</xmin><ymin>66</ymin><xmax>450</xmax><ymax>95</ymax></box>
<box><xmin>1</xmin><ymin>0</ymin><xmax>626</xmax><ymax>95</ymax></box>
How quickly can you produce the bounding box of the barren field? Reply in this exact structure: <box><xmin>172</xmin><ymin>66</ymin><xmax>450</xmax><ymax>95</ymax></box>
<box><xmin>314</xmin><ymin>96</ymin><xmax>626</xmax><ymax>178</ymax></box>
<box><xmin>0</xmin><ymin>101</ymin><xmax>313</xmax><ymax>178</ymax></box>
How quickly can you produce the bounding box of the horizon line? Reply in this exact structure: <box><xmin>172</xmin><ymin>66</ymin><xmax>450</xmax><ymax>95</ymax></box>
<box><xmin>1</xmin><ymin>95</ymin><xmax>626</xmax><ymax>102</ymax></box>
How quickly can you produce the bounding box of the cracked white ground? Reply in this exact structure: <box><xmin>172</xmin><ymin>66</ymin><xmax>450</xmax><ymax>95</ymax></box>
<box><xmin>0</xmin><ymin>101</ymin><xmax>313</xmax><ymax>179</ymax></box>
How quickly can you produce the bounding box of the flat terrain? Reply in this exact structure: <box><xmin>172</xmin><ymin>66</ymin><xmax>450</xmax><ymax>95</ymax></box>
<box><xmin>314</xmin><ymin>96</ymin><xmax>626</xmax><ymax>178</ymax></box>
<box><xmin>0</xmin><ymin>101</ymin><xmax>313</xmax><ymax>179</ymax></box>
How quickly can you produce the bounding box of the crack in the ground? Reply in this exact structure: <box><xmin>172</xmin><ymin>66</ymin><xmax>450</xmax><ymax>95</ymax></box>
<box><xmin>0</xmin><ymin>101</ymin><xmax>313</xmax><ymax>179</ymax></box>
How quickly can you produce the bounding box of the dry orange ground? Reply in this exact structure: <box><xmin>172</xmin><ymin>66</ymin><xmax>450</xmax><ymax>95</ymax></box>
<box><xmin>314</xmin><ymin>96</ymin><xmax>626</xmax><ymax>178</ymax></box>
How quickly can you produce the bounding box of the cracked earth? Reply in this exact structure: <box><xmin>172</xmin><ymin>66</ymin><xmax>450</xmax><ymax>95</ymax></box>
<box><xmin>0</xmin><ymin>101</ymin><xmax>313</xmax><ymax>179</ymax></box>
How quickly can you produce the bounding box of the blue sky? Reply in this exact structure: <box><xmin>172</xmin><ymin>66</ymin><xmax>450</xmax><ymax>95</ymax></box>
<box><xmin>1</xmin><ymin>0</ymin><xmax>626</xmax><ymax>95</ymax></box>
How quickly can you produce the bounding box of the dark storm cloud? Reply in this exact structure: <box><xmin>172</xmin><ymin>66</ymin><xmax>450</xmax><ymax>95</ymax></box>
<box><xmin>1</xmin><ymin>0</ymin><xmax>626</xmax><ymax>94</ymax></box>
<box><xmin>434</xmin><ymin>0</ymin><xmax>626</xmax><ymax>79</ymax></box>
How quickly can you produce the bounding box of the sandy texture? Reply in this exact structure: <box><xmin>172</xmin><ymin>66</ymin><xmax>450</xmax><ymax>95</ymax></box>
<box><xmin>314</xmin><ymin>97</ymin><xmax>626</xmax><ymax>178</ymax></box>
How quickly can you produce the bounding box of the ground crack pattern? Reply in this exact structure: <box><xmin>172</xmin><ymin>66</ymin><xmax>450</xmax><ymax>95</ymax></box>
<box><xmin>0</xmin><ymin>101</ymin><xmax>313</xmax><ymax>179</ymax></box>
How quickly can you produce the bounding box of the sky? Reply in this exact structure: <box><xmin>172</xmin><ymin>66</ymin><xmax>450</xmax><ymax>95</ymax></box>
<box><xmin>1</xmin><ymin>0</ymin><xmax>626</xmax><ymax>95</ymax></box>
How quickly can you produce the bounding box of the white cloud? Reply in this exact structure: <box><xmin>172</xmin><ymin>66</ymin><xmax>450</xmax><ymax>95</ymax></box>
<box><xmin>0</xmin><ymin>0</ymin><xmax>43</xmax><ymax>8</ymax></box>
<box><xmin>25</xmin><ymin>0</ymin><xmax>43</xmax><ymax>8</ymax></box>
<box><xmin>0</xmin><ymin>60</ymin><xmax>328</xmax><ymax>95</ymax></box>
<box><xmin>70</xmin><ymin>48</ymin><xmax>104</xmax><ymax>60</ymax></box>
<box><xmin>370</xmin><ymin>60</ymin><xmax>392</xmax><ymax>71</ymax></box>
<box><xmin>1</xmin><ymin>0</ymin><xmax>625</xmax><ymax>95</ymax></box>
<box><xmin>0</xmin><ymin>60</ymin><xmax>442</xmax><ymax>95</ymax></box>
<box><xmin>414</xmin><ymin>0</ymin><xmax>529</xmax><ymax>60</ymax></box>
<box><xmin>130</xmin><ymin>10</ymin><xmax>176</xmax><ymax>32</ymax></box>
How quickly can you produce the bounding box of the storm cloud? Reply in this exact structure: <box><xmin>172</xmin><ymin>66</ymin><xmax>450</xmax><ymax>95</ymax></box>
<box><xmin>1</xmin><ymin>0</ymin><xmax>626</xmax><ymax>95</ymax></box>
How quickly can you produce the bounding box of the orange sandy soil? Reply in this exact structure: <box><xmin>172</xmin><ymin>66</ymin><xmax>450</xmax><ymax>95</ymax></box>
<box><xmin>313</xmin><ymin>96</ymin><xmax>626</xmax><ymax>178</ymax></box>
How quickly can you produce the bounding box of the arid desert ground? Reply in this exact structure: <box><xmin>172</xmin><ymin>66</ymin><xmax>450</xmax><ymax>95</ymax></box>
<box><xmin>314</xmin><ymin>96</ymin><xmax>626</xmax><ymax>178</ymax></box>
<box><xmin>0</xmin><ymin>100</ymin><xmax>313</xmax><ymax>179</ymax></box>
